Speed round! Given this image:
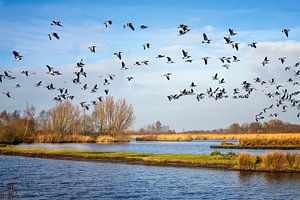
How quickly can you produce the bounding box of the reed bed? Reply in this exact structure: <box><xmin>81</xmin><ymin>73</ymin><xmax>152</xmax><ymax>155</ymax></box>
<box><xmin>134</xmin><ymin>133</ymin><xmax>300</xmax><ymax>146</ymax></box>
<box><xmin>33</xmin><ymin>134</ymin><xmax>96</xmax><ymax>143</ymax></box>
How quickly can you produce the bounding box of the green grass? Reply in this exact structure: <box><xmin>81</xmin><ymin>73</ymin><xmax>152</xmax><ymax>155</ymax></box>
<box><xmin>0</xmin><ymin>146</ymin><xmax>299</xmax><ymax>172</ymax></box>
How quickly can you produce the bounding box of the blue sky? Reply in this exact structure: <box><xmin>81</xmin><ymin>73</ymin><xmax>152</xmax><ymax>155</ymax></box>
<box><xmin>0</xmin><ymin>0</ymin><xmax>300</xmax><ymax>131</ymax></box>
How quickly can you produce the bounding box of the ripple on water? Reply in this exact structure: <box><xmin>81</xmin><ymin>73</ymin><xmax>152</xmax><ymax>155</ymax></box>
<box><xmin>0</xmin><ymin>156</ymin><xmax>300</xmax><ymax>199</ymax></box>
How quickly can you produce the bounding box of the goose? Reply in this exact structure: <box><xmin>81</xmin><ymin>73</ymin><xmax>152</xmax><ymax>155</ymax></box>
<box><xmin>3</xmin><ymin>92</ymin><xmax>11</xmax><ymax>98</ymax></box>
<box><xmin>202</xmin><ymin>57</ymin><xmax>209</xmax><ymax>65</ymax></box>
<box><xmin>48</xmin><ymin>32</ymin><xmax>60</xmax><ymax>40</ymax></box>
<box><xmin>232</xmin><ymin>56</ymin><xmax>240</xmax><ymax>62</ymax></box>
<box><xmin>282</xmin><ymin>28</ymin><xmax>290</xmax><ymax>37</ymax></box>
<box><xmin>103</xmin><ymin>20</ymin><xmax>112</xmax><ymax>28</ymax></box>
<box><xmin>248</xmin><ymin>42</ymin><xmax>257</xmax><ymax>48</ymax></box>
<box><xmin>123</xmin><ymin>22</ymin><xmax>135</xmax><ymax>31</ymax></box>
<box><xmin>104</xmin><ymin>89</ymin><xmax>109</xmax><ymax>95</ymax></box>
<box><xmin>142</xmin><ymin>43</ymin><xmax>150</xmax><ymax>50</ymax></box>
<box><xmin>88</xmin><ymin>45</ymin><xmax>96</xmax><ymax>53</ymax></box>
<box><xmin>182</xmin><ymin>50</ymin><xmax>190</xmax><ymax>59</ymax></box>
<box><xmin>51</xmin><ymin>21</ymin><xmax>63</xmax><ymax>27</ymax></box>
<box><xmin>228</xmin><ymin>28</ymin><xmax>237</xmax><ymax>36</ymax></box>
<box><xmin>163</xmin><ymin>73</ymin><xmax>172</xmax><ymax>80</ymax></box>
<box><xmin>21</xmin><ymin>70</ymin><xmax>29</xmax><ymax>77</ymax></box>
<box><xmin>140</xmin><ymin>25</ymin><xmax>148</xmax><ymax>29</ymax></box>
<box><xmin>12</xmin><ymin>51</ymin><xmax>22</xmax><ymax>61</ymax></box>
<box><xmin>156</xmin><ymin>55</ymin><xmax>165</xmax><ymax>58</ymax></box>
<box><xmin>121</xmin><ymin>61</ymin><xmax>128</xmax><ymax>70</ymax></box>
<box><xmin>278</xmin><ymin>57</ymin><xmax>286</xmax><ymax>64</ymax></box>
<box><xmin>166</xmin><ymin>57</ymin><xmax>174</xmax><ymax>64</ymax></box>
<box><xmin>114</xmin><ymin>52</ymin><xmax>122</xmax><ymax>60</ymax></box>
<box><xmin>202</xmin><ymin>33</ymin><xmax>211</xmax><ymax>43</ymax></box>
<box><xmin>212</xmin><ymin>73</ymin><xmax>218</xmax><ymax>80</ymax></box>
<box><xmin>224</xmin><ymin>37</ymin><xmax>232</xmax><ymax>44</ymax></box>
<box><xmin>35</xmin><ymin>81</ymin><xmax>42</xmax><ymax>87</ymax></box>
<box><xmin>127</xmin><ymin>76</ymin><xmax>133</xmax><ymax>81</ymax></box>
<box><xmin>190</xmin><ymin>82</ymin><xmax>197</xmax><ymax>87</ymax></box>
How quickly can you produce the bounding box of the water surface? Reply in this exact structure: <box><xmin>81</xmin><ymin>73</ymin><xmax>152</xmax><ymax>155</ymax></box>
<box><xmin>17</xmin><ymin>140</ymin><xmax>300</xmax><ymax>155</ymax></box>
<box><xmin>0</xmin><ymin>155</ymin><xmax>300</xmax><ymax>199</ymax></box>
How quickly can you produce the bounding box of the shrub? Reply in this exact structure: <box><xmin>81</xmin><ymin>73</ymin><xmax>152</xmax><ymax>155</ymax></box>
<box><xmin>210</xmin><ymin>151</ymin><xmax>222</xmax><ymax>156</ymax></box>
<box><xmin>286</xmin><ymin>152</ymin><xmax>300</xmax><ymax>169</ymax></box>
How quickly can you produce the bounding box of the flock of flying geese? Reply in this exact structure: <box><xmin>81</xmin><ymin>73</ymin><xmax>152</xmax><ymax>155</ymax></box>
<box><xmin>0</xmin><ymin>19</ymin><xmax>299</xmax><ymax>121</ymax></box>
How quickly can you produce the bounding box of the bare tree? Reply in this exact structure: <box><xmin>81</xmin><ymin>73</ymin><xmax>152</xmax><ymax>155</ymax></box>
<box><xmin>92</xmin><ymin>96</ymin><xmax>135</xmax><ymax>136</ymax></box>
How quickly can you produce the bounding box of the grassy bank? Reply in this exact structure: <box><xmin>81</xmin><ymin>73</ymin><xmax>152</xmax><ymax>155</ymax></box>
<box><xmin>0</xmin><ymin>146</ymin><xmax>299</xmax><ymax>172</ymax></box>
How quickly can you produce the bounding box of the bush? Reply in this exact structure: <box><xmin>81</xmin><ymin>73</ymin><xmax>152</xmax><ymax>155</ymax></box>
<box><xmin>237</xmin><ymin>152</ymin><xmax>256</xmax><ymax>170</ymax></box>
<box><xmin>286</xmin><ymin>152</ymin><xmax>300</xmax><ymax>169</ymax></box>
<box><xmin>210</xmin><ymin>151</ymin><xmax>222</xmax><ymax>156</ymax></box>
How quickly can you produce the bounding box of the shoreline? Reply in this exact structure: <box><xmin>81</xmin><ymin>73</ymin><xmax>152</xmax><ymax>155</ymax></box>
<box><xmin>210</xmin><ymin>145</ymin><xmax>300</xmax><ymax>150</ymax></box>
<box><xmin>0</xmin><ymin>146</ymin><xmax>300</xmax><ymax>173</ymax></box>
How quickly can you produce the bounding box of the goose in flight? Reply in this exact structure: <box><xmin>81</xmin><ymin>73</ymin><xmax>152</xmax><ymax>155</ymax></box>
<box><xmin>114</xmin><ymin>52</ymin><xmax>122</xmax><ymax>60</ymax></box>
<box><xmin>282</xmin><ymin>28</ymin><xmax>290</xmax><ymax>37</ymax></box>
<box><xmin>262</xmin><ymin>57</ymin><xmax>269</xmax><ymax>66</ymax></box>
<box><xmin>123</xmin><ymin>22</ymin><xmax>135</xmax><ymax>31</ymax></box>
<box><xmin>13</xmin><ymin>51</ymin><xmax>22</xmax><ymax>61</ymax></box>
<box><xmin>35</xmin><ymin>81</ymin><xmax>42</xmax><ymax>87</ymax></box>
<box><xmin>163</xmin><ymin>73</ymin><xmax>172</xmax><ymax>80</ymax></box>
<box><xmin>190</xmin><ymin>82</ymin><xmax>197</xmax><ymax>87</ymax></box>
<box><xmin>232</xmin><ymin>43</ymin><xmax>239</xmax><ymax>51</ymax></box>
<box><xmin>182</xmin><ymin>50</ymin><xmax>190</xmax><ymax>59</ymax></box>
<box><xmin>51</xmin><ymin>21</ymin><xmax>63</xmax><ymax>27</ymax></box>
<box><xmin>228</xmin><ymin>28</ymin><xmax>237</xmax><ymax>36</ymax></box>
<box><xmin>3</xmin><ymin>92</ymin><xmax>11</xmax><ymax>98</ymax></box>
<box><xmin>143</xmin><ymin>43</ymin><xmax>150</xmax><ymax>50</ymax></box>
<box><xmin>178</xmin><ymin>24</ymin><xmax>190</xmax><ymax>36</ymax></box>
<box><xmin>212</xmin><ymin>73</ymin><xmax>218</xmax><ymax>80</ymax></box>
<box><xmin>166</xmin><ymin>57</ymin><xmax>174</xmax><ymax>64</ymax></box>
<box><xmin>156</xmin><ymin>54</ymin><xmax>165</xmax><ymax>58</ymax></box>
<box><xmin>121</xmin><ymin>61</ymin><xmax>128</xmax><ymax>70</ymax></box>
<box><xmin>103</xmin><ymin>20</ymin><xmax>112</xmax><ymax>28</ymax></box>
<box><xmin>88</xmin><ymin>45</ymin><xmax>96</xmax><ymax>53</ymax></box>
<box><xmin>127</xmin><ymin>76</ymin><xmax>133</xmax><ymax>81</ymax></box>
<box><xmin>202</xmin><ymin>57</ymin><xmax>209</xmax><ymax>65</ymax></box>
<box><xmin>248</xmin><ymin>42</ymin><xmax>257</xmax><ymax>48</ymax></box>
<box><xmin>202</xmin><ymin>33</ymin><xmax>211</xmax><ymax>43</ymax></box>
<box><xmin>278</xmin><ymin>57</ymin><xmax>286</xmax><ymax>64</ymax></box>
<box><xmin>233</xmin><ymin>56</ymin><xmax>240</xmax><ymax>62</ymax></box>
<box><xmin>140</xmin><ymin>25</ymin><xmax>148</xmax><ymax>29</ymax></box>
<box><xmin>104</xmin><ymin>89</ymin><xmax>109</xmax><ymax>95</ymax></box>
<box><xmin>224</xmin><ymin>37</ymin><xmax>232</xmax><ymax>44</ymax></box>
<box><xmin>21</xmin><ymin>70</ymin><xmax>29</xmax><ymax>77</ymax></box>
<box><xmin>48</xmin><ymin>32</ymin><xmax>60</xmax><ymax>40</ymax></box>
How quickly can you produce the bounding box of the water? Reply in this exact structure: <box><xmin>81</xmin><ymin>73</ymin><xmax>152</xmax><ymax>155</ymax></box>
<box><xmin>17</xmin><ymin>140</ymin><xmax>300</xmax><ymax>155</ymax></box>
<box><xmin>0</xmin><ymin>155</ymin><xmax>299</xmax><ymax>199</ymax></box>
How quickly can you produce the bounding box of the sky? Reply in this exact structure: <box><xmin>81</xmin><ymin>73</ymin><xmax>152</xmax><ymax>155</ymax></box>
<box><xmin>0</xmin><ymin>0</ymin><xmax>300</xmax><ymax>131</ymax></box>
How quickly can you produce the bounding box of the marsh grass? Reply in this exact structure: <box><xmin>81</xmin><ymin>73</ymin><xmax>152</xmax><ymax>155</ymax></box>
<box><xmin>1</xmin><ymin>146</ymin><xmax>299</xmax><ymax>172</ymax></box>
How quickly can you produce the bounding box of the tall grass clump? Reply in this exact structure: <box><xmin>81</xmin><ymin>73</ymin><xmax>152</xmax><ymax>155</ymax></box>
<box><xmin>262</xmin><ymin>151</ymin><xmax>287</xmax><ymax>170</ymax></box>
<box><xmin>237</xmin><ymin>152</ymin><xmax>257</xmax><ymax>170</ymax></box>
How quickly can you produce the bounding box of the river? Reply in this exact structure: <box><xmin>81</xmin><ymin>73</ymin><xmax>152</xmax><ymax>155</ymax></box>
<box><xmin>1</xmin><ymin>141</ymin><xmax>300</xmax><ymax>199</ymax></box>
<box><xmin>17</xmin><ymin>140</ymin><xmax>300</xmax><ymax>155</ymax></box>
<box><xmin>0</xmin><ymin>155</ymin><xmax>300</xmax><ymax>199</ymax></box>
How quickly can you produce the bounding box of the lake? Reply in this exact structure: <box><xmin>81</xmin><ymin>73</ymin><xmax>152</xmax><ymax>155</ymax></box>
<box><xmin>17</xmin><ymin>140</ymin><xmax>300</xmax><ymax>155</ymax></box>
<box><xmin>0</xmin><ymin>155</ymin><xmax>300</xmax><ymax>199</ymax></box>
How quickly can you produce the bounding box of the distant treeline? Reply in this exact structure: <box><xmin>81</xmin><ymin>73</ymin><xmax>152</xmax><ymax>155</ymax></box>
<box><xmin>0</xmin><ymin>96</ymin><xmax>135</xmax><ymax>144</ymax></box>
<box><xmin>186</xmin><ymin>120</ymin><xmax>300</xmax><ymax>134</ymax></box>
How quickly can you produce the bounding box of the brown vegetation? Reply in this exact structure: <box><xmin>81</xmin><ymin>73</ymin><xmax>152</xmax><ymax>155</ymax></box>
<box><xmin>0</xmin><ymin>96</ymin><xmax>135</xmax><ymax>144</ymax></box>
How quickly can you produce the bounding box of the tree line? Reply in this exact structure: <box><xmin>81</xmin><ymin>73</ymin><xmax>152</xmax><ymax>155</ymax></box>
<box><xmin>0</xmin><ymin>96</ymin><xmax>135</xmax><ymax>144</ymax></box>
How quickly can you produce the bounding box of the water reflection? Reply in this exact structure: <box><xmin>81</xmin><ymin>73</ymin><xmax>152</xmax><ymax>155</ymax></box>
<box><xmin>17</xmin><ymin>140</ymin><xmax>300</xmax><ymax>155</ymax></box>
